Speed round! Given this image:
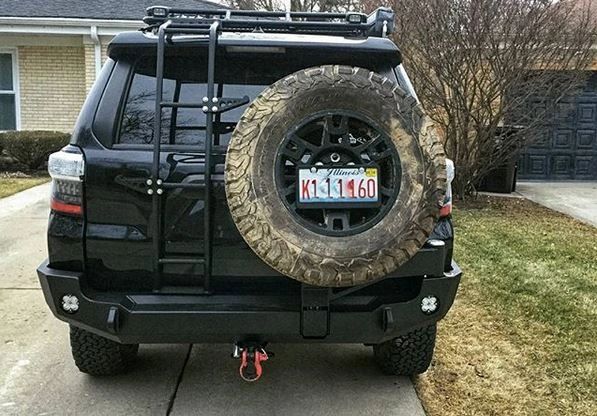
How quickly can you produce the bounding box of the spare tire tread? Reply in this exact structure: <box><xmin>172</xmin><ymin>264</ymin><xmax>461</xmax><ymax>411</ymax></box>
<box><xmin>226</xmin><ymin>65</ymin><xmax>446</xmax><ymax>287</ymax></box>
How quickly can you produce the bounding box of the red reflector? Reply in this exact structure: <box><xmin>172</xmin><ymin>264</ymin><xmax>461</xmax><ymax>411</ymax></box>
<box><xmin>439</xmin><ymin>203</ymin><xmax>452</xmax><ymax>217</ymax></box>
<box><xmin>50</xmin><ymin>198</ymin><xmax>82</xmax><ymax>216</ymax></box>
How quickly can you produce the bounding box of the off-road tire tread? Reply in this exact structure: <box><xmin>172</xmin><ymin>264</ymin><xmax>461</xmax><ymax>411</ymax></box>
<box><xmin>373</xmin><ymin>324</ymin><xmax>437</xmax><ymax>375</ymax></box>
<box><xmin>226</xmin><ymin>65</ymin><xmax>446</xmax><ymax>286</ymax></box>
<box><xmin>69</xmin><ymin>325</ymin><xmax>139</xmax><ymax>376</ymax></box>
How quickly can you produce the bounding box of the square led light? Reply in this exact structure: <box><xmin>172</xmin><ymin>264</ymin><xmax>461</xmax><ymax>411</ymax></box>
<box><xmin>346</xmin><ymin>13</ymin><xmax>363</xmax><ymax>23</ymax></box>
<box><xmin>153</xmin><ymin>7</ymin><xmax>167</xmax><ymax>17</ymax></box>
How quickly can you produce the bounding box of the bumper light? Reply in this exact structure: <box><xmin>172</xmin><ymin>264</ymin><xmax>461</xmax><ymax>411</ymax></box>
<box><xmin>421</xmin><ymin>295</ymin><xmax>439</xmax><ymax>314</ymax></box>
<box><xmin>61</xmin><ymin>294</ymin><xmax>79</xmax><ymax>313</ymax></box>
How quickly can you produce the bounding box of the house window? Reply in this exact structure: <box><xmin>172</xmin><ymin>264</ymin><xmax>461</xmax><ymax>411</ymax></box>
<box><xmin>0</xmin><ymin>51</ymin><xmax>19</xmax><ymax>131</ymax></box>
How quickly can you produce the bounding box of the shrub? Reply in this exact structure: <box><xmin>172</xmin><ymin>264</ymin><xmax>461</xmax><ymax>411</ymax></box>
<box><xmin>0</xmin><ymin>130</ymin><xmax>71</xmax><ymax>170</ymax></box>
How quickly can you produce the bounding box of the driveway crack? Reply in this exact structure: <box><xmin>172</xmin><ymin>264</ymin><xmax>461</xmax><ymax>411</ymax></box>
<box><xmin>166</xmin><ymin>343</ymin><xmax>193</xmax><ymax>416</ymax></box>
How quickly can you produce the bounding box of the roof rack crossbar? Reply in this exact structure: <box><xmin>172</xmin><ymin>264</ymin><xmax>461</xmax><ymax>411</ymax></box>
<box><xmin>144</xmin><ymin>6</ymin><xmax>395</xmax><ymax>38</ymax></box>
<box><xmin>162</xmin><ymin>21</ymin><xmax>373</xmax><ymax>36</ymax></box>
<box><xmin>149</xmin><ymin>8</ymin><xmax>351</xmax><ymax>19</ymax></box>
<box><xmin>164</xmin><ymin>27</ymin><xmax>211</xmax><ymax>35</ymax></box>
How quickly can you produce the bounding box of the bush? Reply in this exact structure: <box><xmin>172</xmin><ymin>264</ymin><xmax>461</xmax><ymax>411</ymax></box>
<box><xmin>0</xmin><ymin>130</ymin><xmax>70</xmax><ymax>170</ymax></box>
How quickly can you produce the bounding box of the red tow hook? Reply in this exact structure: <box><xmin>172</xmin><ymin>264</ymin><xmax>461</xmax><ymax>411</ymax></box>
<box><xmin>239</xmin><ymin>348</ymin><xmax>269</xmax><ymax>382</ymax></box>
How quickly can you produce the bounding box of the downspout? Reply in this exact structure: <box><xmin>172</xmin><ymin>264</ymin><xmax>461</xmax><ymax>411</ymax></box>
<box><xmin>90</xmin><ymin>25</ymin><xmax>101</xmax><ymax>79</ymax></box>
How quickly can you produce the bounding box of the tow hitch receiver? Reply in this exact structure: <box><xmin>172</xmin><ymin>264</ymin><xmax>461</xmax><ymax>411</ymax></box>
<box><xmin>233</xmin><ymin>344</ymin><xmax>270</xmax><ymax>382</ymax></box>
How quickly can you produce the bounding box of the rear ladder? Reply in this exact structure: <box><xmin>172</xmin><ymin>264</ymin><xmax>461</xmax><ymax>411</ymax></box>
<box><xmin>148</xmin><ymin>21</ymin><xmax>248</xmax><ymax>293</ymax></box>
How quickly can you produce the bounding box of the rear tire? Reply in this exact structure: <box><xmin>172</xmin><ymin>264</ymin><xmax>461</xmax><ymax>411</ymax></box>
<box><xmin>69</xmin><ymin>325</ymin><xmax>139</xmax><ymax>376</ymax></box>
<box><xmin>373</xmin><ymin>324</ymin><xmax>436</xmax><ymax>376</ymax></box>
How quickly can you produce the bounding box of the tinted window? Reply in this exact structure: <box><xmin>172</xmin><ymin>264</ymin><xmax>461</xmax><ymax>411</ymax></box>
<box><xmin>119</xmin><ymin>57</ymin><xmax>285</xmax><ymax>146</ymax></box>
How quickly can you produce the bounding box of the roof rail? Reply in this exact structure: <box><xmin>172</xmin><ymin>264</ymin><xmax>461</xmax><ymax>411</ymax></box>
<box><xmin>143</xmin><ymin>6</ymin><xmax>395</xmax><ymax>38</ymax></box>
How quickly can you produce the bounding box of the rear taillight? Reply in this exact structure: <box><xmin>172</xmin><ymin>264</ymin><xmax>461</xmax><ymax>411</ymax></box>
<box><xmin>440</xmin><ymin>158</ymin><xmax>454</xmax><ymax>217</ymax></box>
<box><xmin>48</xmin><ymin>147</ymin><xmax>84</xmax><ymax>216</ymax></box>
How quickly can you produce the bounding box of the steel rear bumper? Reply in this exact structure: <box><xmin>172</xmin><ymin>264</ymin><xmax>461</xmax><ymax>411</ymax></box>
<box><xmin>37</xmin><ymin>260</ymin><xmax>461</xmax><ymax>344</ymax></box>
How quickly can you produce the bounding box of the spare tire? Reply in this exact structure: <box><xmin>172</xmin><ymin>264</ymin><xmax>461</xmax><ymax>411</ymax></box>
<box><xmin>225</xmin><ymin>65</ymin><xmax>446</xmax><ymax>287</ymax></box>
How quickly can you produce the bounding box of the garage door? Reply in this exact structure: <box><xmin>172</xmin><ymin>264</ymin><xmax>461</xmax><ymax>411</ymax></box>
<box><xmin>518</xmin><ymin>72</ymin><xmax>597</xmax><ymax>180</ymax></box>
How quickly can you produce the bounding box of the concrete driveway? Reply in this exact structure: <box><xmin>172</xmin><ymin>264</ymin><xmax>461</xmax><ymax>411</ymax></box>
<box><xmin>0</xmin><ymin>184</ymin><xmax>425</xmax><ymax>416</ymax></box>
<box><xmin>516</xmin><ymin>181</ymin><xmax>597</xmax><ymax>227</ymax></box>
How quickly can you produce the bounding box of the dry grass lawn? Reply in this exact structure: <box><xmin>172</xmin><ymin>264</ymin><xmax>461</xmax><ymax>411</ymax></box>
<box><xmin>416</xmin><ymin>197</ymin><xmax>597</xmax><ymax>416</ymax></box>
<box><xmin>0</xmin><ymin>173</ymin><xmax>49</xmax><ymax>199</ymax></box>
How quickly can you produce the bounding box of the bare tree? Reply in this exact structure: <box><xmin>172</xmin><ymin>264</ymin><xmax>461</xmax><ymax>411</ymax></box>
<box><xmin>290</xmin><ymin>0</ymin><xmax>359</xmax><ymax>11</ymax></box>
<box><xmin>227</xmin><ymin>0</ymin><xmax>286</xmax><ymax>11</ymax></box>
<box><xmin>363</xmin><ymin>0</ymin><xmax>596</xmax><ymax>197</ymax></box>
<box><xmin>227</xmin><ymin>0</ymin><xmax>359</xmax><ymax>11</ymax></box>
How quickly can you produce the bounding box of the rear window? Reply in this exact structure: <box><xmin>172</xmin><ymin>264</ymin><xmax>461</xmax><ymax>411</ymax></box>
<box><xmin>118</xmin><ymin>56</ymin><xmax>289</xmax><ymax>147</ymax></box>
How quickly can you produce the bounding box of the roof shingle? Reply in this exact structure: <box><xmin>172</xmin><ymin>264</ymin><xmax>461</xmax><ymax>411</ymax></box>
<box><xmin>0</xmin><ymin>0</ymin><xmax>224</xmax><ymax>20</ymax></box>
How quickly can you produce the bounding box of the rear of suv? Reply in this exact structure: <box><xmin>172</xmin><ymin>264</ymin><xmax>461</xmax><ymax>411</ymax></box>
<box><xmin>38</xmin><ymin>6</ymin><xmax>461</xmax><ymax>381</ymax></box>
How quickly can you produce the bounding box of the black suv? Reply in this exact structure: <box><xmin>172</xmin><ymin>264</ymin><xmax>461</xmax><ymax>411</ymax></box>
<box><xmin>38</xmin><ymin>6</ymin><xmax>461</xmax><ymax>381</ymax></box>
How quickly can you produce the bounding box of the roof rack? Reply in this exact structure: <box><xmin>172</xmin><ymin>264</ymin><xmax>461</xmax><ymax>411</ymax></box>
<box><xmin>143</xmin><ymin>6</ymin><xmax>395</xmax><ymax>38</ymax></box>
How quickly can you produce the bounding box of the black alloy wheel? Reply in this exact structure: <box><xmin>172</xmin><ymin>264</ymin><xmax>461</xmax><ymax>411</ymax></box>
<box><xmin>275</xmin><ymin>111</ymin><xmax>401</xmax><ymax>236</ymax></box>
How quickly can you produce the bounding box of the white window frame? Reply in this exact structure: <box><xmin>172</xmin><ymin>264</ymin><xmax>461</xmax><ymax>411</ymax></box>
<box><xmin>0</xmin><ymin>48</ymin><xmax>21</xmax><ymax>131</ymax></box>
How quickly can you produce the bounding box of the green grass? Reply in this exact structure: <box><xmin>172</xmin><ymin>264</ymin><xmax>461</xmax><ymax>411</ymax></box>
<box><xmin>0</xmin><ymin>175</ymin><xmax>49</xmax><ymax>199</ymax></box>
<box><xmin>416</xmin><ymin>197</ymin><xmax>597</xmax><ymax>416</ymax></box>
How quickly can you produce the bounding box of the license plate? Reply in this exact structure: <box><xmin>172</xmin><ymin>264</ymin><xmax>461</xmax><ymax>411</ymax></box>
<box><xmin>297</xmin><ymin>167</ymin><xmax>379</xmax><ymax>206</ymax></box>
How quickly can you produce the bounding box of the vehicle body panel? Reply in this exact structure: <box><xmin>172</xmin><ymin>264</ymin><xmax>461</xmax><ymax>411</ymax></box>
<box><xmin>41</xmin><ymin>25</ymin><xmax>461</xmax><ymax>344</ymax></box>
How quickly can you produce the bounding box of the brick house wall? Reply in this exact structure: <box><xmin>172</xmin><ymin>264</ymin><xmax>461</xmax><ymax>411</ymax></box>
<box><xmin>83</xmin><ymin>44</ymin><xmax>96</xmax><ymax>95</ymax></box>
<box><xmin>84</xmin><ymin>41</ymin><xmax>110</xmax><ymax>94</ymax></box>
<box><xmin>1</xmin><ymin>31</ymin><xmax>127</xmax><ymax>133</ymax></box>
<box><xmin>19</xmin><ymin>46</ymin><xmax>87</xmax><ymax>131</ymax></box>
